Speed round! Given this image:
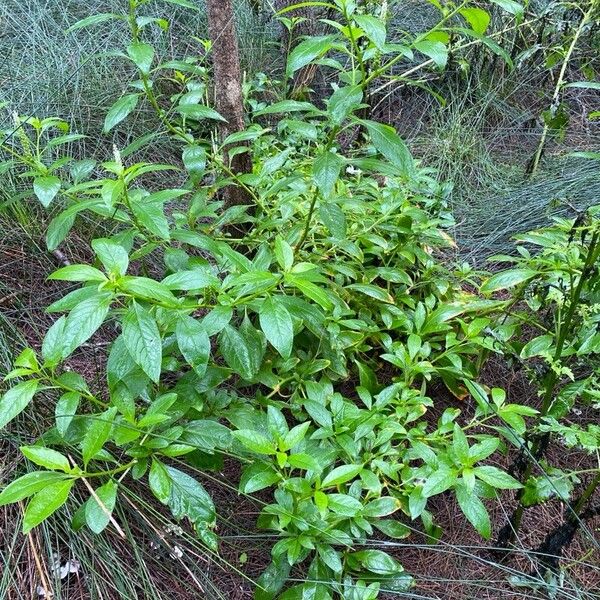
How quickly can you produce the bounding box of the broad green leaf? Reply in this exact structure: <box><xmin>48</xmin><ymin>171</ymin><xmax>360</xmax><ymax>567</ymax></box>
<box><xmin>218</xmin><ymin>323</ymin><xmax>264</xmax><ymax>381</ymax></box>
<box><xmin>489</xmin><ymin>0</ymin><xmax>523</xmax><ymax>16</ymax></box>
<box><xmin>467</xmin><ymin>30</ymin><xmax>513</xmax><ymax>67</ymax></box>
<box><xmin>521</xmin><ymin>471</ymin><xmax>573</xmax><ymax>507</ymax></box>
<box><xmin>66</xmin><ymin>13</ymin><xmax>120</xmax><ymax>33</ymax></box>
<box><xmin>14</xmin><ymin>348</ymin><xmax>37</xmax><ymax>370</ymax></box>
<box><xmin>176</xmin><ymin>105</ymin><xmax>226</xmax><ymax>122</ymax></box>
<box><xmin>474</xmin><ymin>466</ymin><xmax>523</xmax><ymax>489</ymax></box>
<box><xmin>408</xmin><ymin>486</ymin><xmax>426</xmax><ymax>519</ymax></box>
<box><xmin>201</xmin><ymin>305</ymin><xmax>233</xmax><ymax>336</ymax></box>
<box><xmin>33</xmin><ymin>176</ymin><xmax>61</xmax><ymax>207</ymax></box>
<box><xmin>222</xmin><ymin>127</ymin><xmax>269</xmax><ymax>146</ymax></box>
<box><xmin>373</xmin><ymin>519</ymin><xmax>410</xmax><ymax>539</ymax></box>
<box><xmin>363</xmin><ymin>497</ymin><xmax>400</xmax><ymax>518</ymax></box>
<box><xmin>350</xmin><ymin>549</ymin><xmax>403</xmax><ymax>575</ymax></box>
<box><xmin>274</xmin><ymin>237</ymin><xmax>294</xmax><ymax>272</ymax></box>
<box><xmin>130</xmin><ymin>196</ymin><xmax>170</xmax><ymax>240</ymax></box>
<box><xmin>286</xmin><ymin>35</ymin><xmax>335</xmax><ymax>77</ymax></box>
<box><xmin>182</xmin><ymin>145</ymin><xmax>206</xmax><ymax>180</ymax></box>
<box><xmin>165</xmin><ymin>466</ymin><xmax>216</xmax><ymax>528</ymax></box>
<box><xmin>163</xmin><ymin>0</ymin><xmax>203</xmax><ymax>9</ymax></box>
<box><xmin>281</xmin><ymin>119</ymin><xmax>318</xmax><ymax>140</ymax></box>
<box><xmin>232</xmin><ymin>430</ymin><xmax>276</xmax><ymax>455</ymax></box>
<box><xmin>162</xmin><ymin>269</ymin><xmax>219</xmax><ymax>290</ymax></box>
<box><xmin>42</xmin><ymin>316</ymin><xmax>67</xmax><ymax>364</ymax></box>
<box><xmin>328</xmin><ymin>493</ymin><xmax>362</xmax><ymax>516</ymax></box>
<box><xmin>520</xmin><ymin>334</ymin><xmax>553</xmax><ymax>359</ymax></box>
<box><xmin>55</xmin><ymin>392</ymin><xmax>80</xmax><ymax>437</ymax></box>
<box><xmin>70</xmin><ymin>158</ymin><xmax>97</xmax><ymax>181</ymax></box>
<box><xmin>362</xmin><ymin>120</ymin><xmax>413</xmax><ymax>175</ymax></box>
<box><xmin>20</xmin><ymin>446</ymin><xmax>70</xmax><ymax>472</ymax></box>
<box><xmin>420</xmin><ymin>303</ymin><xmax>467</xmax><ymax>334</ymax></box>
<box><xmin>122</xmin><ymin>302</ymin><xmax>162</xmax><ymax>382</ymax></box>
<box><xmin>468</xmin><ymin>438</ymin><xmax>500</xmax><ymax>462</ymax></box>
<box><xmin>281</xmin><ymin>422</ymin><xmax>310</xmax><ymax>451</ymax></box>
<box><xmin>81</xmin><ymin>407</ymin><xmax>118</xmax><ymax>466</ymax></box>
<box><xmin>321</xmin><ymin>464</ymin><xmax>362</xmax><ymax>488</ymax></box>
<box><xmin>136</xmin><ymin>393</ymin><xmax>177</xmax><ymax>428</ymax></box>
<box><xmin>328</xmin><ymin>85</ymin><xmax>363</xmax><ymax>125</ymax></box>
<box><xmin>346</xmin><ymin>283</ymin><xmax>393</xmax><ymax>303</ymax></box>
<box><xmin>91</xmin><ymin>238</ymin><xmax>129</xmax><ymax>276</ymax></box>
<box><xmin>313</xmin><ymin>150</ymin><xmax>343</xmax><ymax>198</ymax></box>
<box><xmin>0</xmin><ymin>472</ymin><xmax>67</xmax><ymax>505</ymax></box>
<box><xmin>422</xmin><ymin>467</ymin><xmax>456</xmax><ymax>498</ymax></box>
<box><xmin>45</xmin><ymin>134</ymin><xmax>85</xmax><ymax>150</ymax></box>
<box><xmin>459</xmin><ymin>7</ymin><xmax>490</xmax><ymax>34</ymax></box>
<box><xmin>176</xmin><ymin>316</ymin><xmax>211</xmax><ymax>377</ymax></box>
<box><xmin>319</xmin><ymin>203</ymin><xmax>346</xmax><ymax>239</ymax></box>
<box><xmin>22</xmin><ymin>479</ymin><xmax>74</xmax><ymax>533</ymax></box>
<box><xmin>144</xmin><ymin>189</ymin><xmax>189</xmax><ymax>203</ymax></box>
<box><xmin>127</xmin><ymin>42</ymin><xmax>154</xmax><ymax>74</ymax></box>
<box><xmin>101</xmin><ymin>179</ymin><xmax>124</xmax><ymax>208</ymax></box>
<box><xmin>85</xmin><ymin>480</ymin><xmax>118</xmax><ymax>533</ymax></box>
<box><xmin>481</xmin><ymin>268</ymin><xmax>537</xmax><ymax>293</ymax></box>
<box><xmin>255</xmin><ymin>556</ymin><xmax>291</xmax><ymax>600</ymax></box>
<box><xmin>455</xmin><ymin>482</ymin><xmax>491</xmax><ymax>539</ymax></box>
<box><xmin>239</xmin><ymin>463</ymin><xmax>280</xmax><ymax>494</ymax></box>
<box><xmin>317</xmin><ymin>544</ymin><xmax>343</xmax><ymax>573</ymax></box>
<box><xmin>46</xmin><ymin>211</ymin><xmax>76</xmax><ymax>251</ymax></box>
<box><xmin>287</xmin><ymin>453</ymin><xmax>321</xmax><ymax>471</ymax></box>
<box><xmin>49</xmin><ymin>264</ymin><xmax>106</xmax><ymax>282</ymax></box>
<box><xmin>259</xmin><ymin>297</ymin><xmax>294</xmax><ymax>359</ymax></box>
<box><xmin>261</xmin><ymin>149</ymin><xmax>292</xmax><ymax>176</ymax></box>
<box><xmin>414</xmin><ymin>39</ymin><xmax>448</xmax><ymax>69</ymax></box>
<box><xmin>267</xmin><ymin>405</ymin><xmax>289</xmax><ymax>439</ymax></box>
<box><xmin>452</xmin><ymin>423</ymin><xmax>470</xmax><ymax>464</ymax></box>
<box><xmin>103</xmin><ymin>94</ymin><xmax>140</xmax><ymax>133</ymax></box>
<box><xmin>120</xmin><ymin>276</ymin><xmax>178</xmax><ymax>306</ymax></box>
<box><xmin>182</xmin><ymin>420</ymin><xmax>231</xmax><ymax>453</ymax></box>
<box><xmin>0</xmin><ymin>380</ymin><xmax>38</xmax><ymax>430</ymax></box>
<box><xmin>354</xmin><ymin>14</ymin><xmax>386</xmax><ymax>49</ymax></box>
<box><xmin>62</xmin><ymin>293</ymin><xmax>113</xmax><ymax>357</ymax></box>
<box><xmin>285</xmin><ymin>275</ymin><xmax>333</xmax><ymax>310</ymax></box>
<box><xmin>276</xmin><ymin>2</ymin><xmax>337</xmax><ymax>15</ymax></box>
<box><xmin>255</xmin><ymin>100</ymin><xmax>320</xmax><ymax>116</ymax></box>
<box><xmin>149</xmin><ymin>459</ymin><xmax>172</xmax><ymax>503</ymax></box>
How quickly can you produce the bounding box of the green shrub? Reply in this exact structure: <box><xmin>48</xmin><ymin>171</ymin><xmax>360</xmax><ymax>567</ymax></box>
<box><xmin>4</xmin><ymin>1</ymin><xmax>596</xmax><ymax>598</ymax></box>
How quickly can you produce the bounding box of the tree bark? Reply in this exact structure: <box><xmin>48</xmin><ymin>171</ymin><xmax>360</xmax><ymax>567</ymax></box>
<box><xmin>206</xmin><ymin>0</ymin><xmax>252</xmax><ymax>209</ymax></box>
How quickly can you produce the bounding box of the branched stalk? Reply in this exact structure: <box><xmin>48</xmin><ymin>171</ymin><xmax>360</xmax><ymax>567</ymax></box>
<box><xmin>127</xmin><ymin>0</ymin><xmax>188</xmax><ymax>143</ymax></box>
<box><xmin>571</xmin><ymin>471</ymin><xmax>600</xmax><ymax>522</ymax></box>
<box><xmin>527</xmin><ymin>0</ymin><xmax>597</xmax><ymax>177</ymax></box>
<box><xmin>498</xmin><ymin>229</ymin><xmax>600</xmax><ymax>547</ymax></box>
<box><xmin>294</xmin><ymin>126</ymin><xmax>340</xmax><ymax>255</ymax></box>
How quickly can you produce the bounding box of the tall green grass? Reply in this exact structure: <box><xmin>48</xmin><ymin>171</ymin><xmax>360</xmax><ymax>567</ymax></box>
<box><xmin>0</xmin><ymin>0</ymin><xmax>276</xmax><ymax>125</ymax></box>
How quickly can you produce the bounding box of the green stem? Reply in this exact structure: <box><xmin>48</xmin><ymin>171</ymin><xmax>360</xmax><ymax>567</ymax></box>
<box><xmin>294</xmin><ymin>189</ymin><xmax>319</xmax><ymax>256</ymax></box>
<box><xmin>528</xmin><ymin>1</ymin><xmax>597</xmax><ymax>177</ymax></box>
<box><xmin>294</xmin><ymin>126</ymin><xmax>340</xmax><ymax>255</ymax></box>
<box><xmin>502</xmin><ymin>228</ymin><xmax>600</xmax><ymax>544</ymax></box>
<box><xmin>45</xmin><ymin>376</ymin><xmax>108</xmax><ymax>409</ymax></box>
<box><xmin>365</xmin><ymin>0</ymin><xmax>469</xmax><ymax>86</ymax></box>
<box><xmin>84</xmin><ymin>461</ymin><xmax>137</xmax><ymax>478</ymax></box>
<box><xmin>343</xmin><ymin>6</ymin><xmax>366</xmax><ymax>86</ymax></box>
<box><xmin>128</xmin><ymin>0</ymin><xmax>188</xmax><ymax>143</ymax></box>
<box><xmin>570</xmin><ymin>471</ymin><xmax>600</xmax><ymax>522</ymax></box>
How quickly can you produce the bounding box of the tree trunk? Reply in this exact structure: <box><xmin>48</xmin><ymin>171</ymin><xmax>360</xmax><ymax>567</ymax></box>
<box><xmin>206</xmin><ymin>0</ymin><xmax>252</xmax><ymax>209</ymax></box>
